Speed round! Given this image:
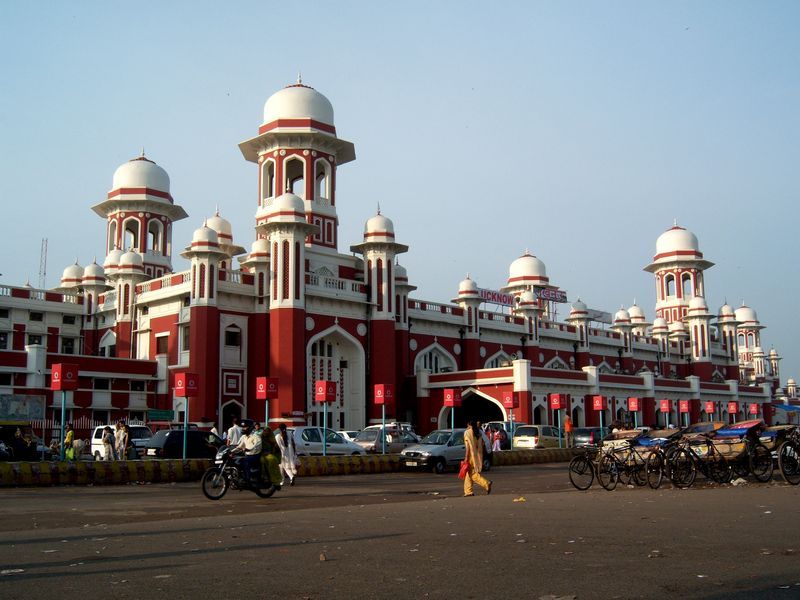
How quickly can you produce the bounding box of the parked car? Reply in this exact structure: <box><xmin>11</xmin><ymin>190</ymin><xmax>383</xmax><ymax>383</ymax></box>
<box><xmin>512</xmin><ymin>425</ymin><xmax>563</xmax><ymax>449</ymax></box>
<box><xmin>144</xmin><ymin>429</ymin><xmax>223</xmax><ymax>459</ymax></box>
<box><xmin>400</xmin><ymin>428</ymin><xmax>492</xmax><ymax>473</ymax></box>
<box><xmin>337</xmin><ymin>430</ymin><xmax>360</xmax><ymax>443</ymax></box>
<box><xmin>0</xmin><ymin>422</ymin><xmax>51</xmax><ymax>460</ymax></box>
<box><xmin>484</xmin><ymin>420</ymin><xmax>528</xmax><ymax>450</ymax></box>
<box><xmin>353</xmin><ymin>427</ymin><xmax>420</xmax><ymax>453</ymax></box>
<box><xmin>572</xmin><ymin>426</ymin><xmax>610</xmax><ymax>447</ymax></box>
<box><xmin>91</xmin><ymin>425</ymin><xmax>153</xmax><ymax>460</ymax></box>
<box><xmin>281</xmin><ymin>426</ymin><xmax>366</xmax><ymax>456</ymax></box>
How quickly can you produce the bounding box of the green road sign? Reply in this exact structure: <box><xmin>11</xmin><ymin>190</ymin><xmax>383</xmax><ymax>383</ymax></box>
<box><xmin>148</xmin><ymin>409</ymin><xmax>175</xmax><ymax>421</ymax></box>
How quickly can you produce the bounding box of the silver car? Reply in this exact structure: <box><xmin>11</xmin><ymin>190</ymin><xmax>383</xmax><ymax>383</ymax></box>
<box><xmin>280</xmin><ymin>426</ymin><xmax>366</xmax><ymax>456</ymax></box>
<box><xmin>400</xmin><ymin>429</ymin><xmax>491</xmax><ymax>474</ymax></box>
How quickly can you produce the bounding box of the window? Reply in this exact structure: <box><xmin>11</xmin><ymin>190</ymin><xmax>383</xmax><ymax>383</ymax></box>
<box><xmin>0</xmin><ymin>332</ymin><xmax>8</xmax><ymax>350</ymax></box>
<box><xmin>130</xmin><ymin>380</ymin><xmax>145</xmax><ymax>392</ymax></box>
<box><xmin>0</xmin><ymin>308</ymin><xmax>9</xmax><ymax>319</ymax></box>
<box><xmin>665</xmin><ymin>275</ymin><xmax>675</xmax><ymax>297</ymax></box>
<box><xmin>681</xmin><ymin>273</ymin><xmax>692</xmax><ymax>298</ymax></box>
<box><xmin>224</xmin><ymin>326</ymin><xmax>241</xmax><ymax>347</ymax></box>
<box><xmin>63</xmin><ymin>315</ymin><xmax>76</xmax><ymax>325</ymax></box>
<box><xmin>181</xmin><ymin>325</ymin><xmax>190</xmax><ymax>352</ymax></box>
<box><xmin>30</xmin><ymin>311</ymin><xmax>44</xmax><ymax>322</ymax></box>
<box><xmin>285</xmin><ymin>157</ymin><xmax>305</xmax><ymax>198</ymax></box>
<box><xmin>0</xmin><ymin>373</ymin><xmax>11</xmax><ymax>386</ymax></box>
<box><xmin>94</xmin><ymin>378</ymin><xmax>110</xmax><ymax>390</ymax></box>
<box><xmin>61</xmin><ymin>338</ymin><xmax>76</xmax><ymax>355</ymax></box>
<box><xmin>28</xmin><ymin>334</ymin><xmax>42</xmax><ymax>345</ymax></box>
<box><xmin>156</xmin><ymin>336</ymin><xmax>168</xmax><ymax>355</ymax></box>
<box><xmin>93</xmin><ymin>410</ymin><xmax>110</xmax><ymax>424</ymax></box>
<box><xmin>301</xmin><ymin>429</ymin><xmax>321</xmax><ymax>443</ymax></box>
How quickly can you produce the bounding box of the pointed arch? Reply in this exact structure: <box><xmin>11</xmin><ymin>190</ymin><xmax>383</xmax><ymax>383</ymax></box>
<box><xmin>414</xmin><ymin>342</ymin><xmax>457</xmax><ymax>374</ymax></box>
<box><xmin>544</xmin><ymin>356</ymin><xmax>569</xmax><ymax>370</ymax></box>
<box><xmin>484</xmin><ymin>350</ymin><xmax>513</xmax><ymax>369</ymax></box>
<box><xmin>596</xmin><ymin>361</ymin><xmax>614</xmax><ymax>374</ymax></box>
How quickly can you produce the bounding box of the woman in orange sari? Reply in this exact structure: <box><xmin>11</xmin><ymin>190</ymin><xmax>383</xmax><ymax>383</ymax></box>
<box><xmin>463</xmin><ymin>420</ymin><xmax>492</xmax><ymax>496</ymax></box>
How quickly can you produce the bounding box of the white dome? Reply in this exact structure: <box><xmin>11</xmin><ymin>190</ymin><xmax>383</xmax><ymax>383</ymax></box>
<box><xmin>119</xmin><ymin>250</ymin><xmax>143</xmax><ymax>267</ymax></box>
<box><xmin>394</xmin><ymin>262</ymin><xmax>408</xmax><ymax>280</ymax></box>
<box><xmin>250</xmin><ymin>238</ymin><xmax>270</xmax><ymax>254</ymax></box>
<box><xmin>263</xmin><ymin>83</ymin><xmax>334</xmax><ymax>126</ymax></box>
<box><xmin>735</xmin><ymin>305</ymin><xmax>758</xmax><ymax>325</ymax></box>
<box><xmin>82</xmin><ymin>262</ymin><xmax>105</xmax><ymax>281</ymax></box>
<box><xmin>688</xmin><ymin>296</ymin><xmax>708</xmax><ymax>311</ymax></box>
<box><xmin>103</xmin><ymin>248</ymin><xmax>123</xmax><ymax>270</ymax></box>
<box><xmin>628</xmin><ymin>304</ymin><xmax>645</xmax><ymax>320</ymax></box>
<box><xmin>272</xmin><ymin>191</ymin><xmax>305</xmax><ymax>215</ymax></box>
<box><xmin>652</xmin><ymin>317</ymin><xmax>669</xmax><ymax>331</ymax></box>
<box><xmin>669</xmin><ymin>321</ymin><xmax>686</xmax><ymax>333</ymax></box>
<box><xmin>614</xmin><ymin>308</ymin><xmax>631</xmax><ymax>323</ymax></box>
<box><xmin>655</xmin><ymin>225</ymin><xmax>700</xmax><ymax>256</ymax></box>
<box><xmin>718</xmin><ymin>303</ymin><xmax>735</xmax><ymax>317</ymax></box>
<box><xmin>769</xmin><ymin>349</ymin><xmax>779</xmax><ymax>357</ymax></box>
<box><xmin>61</xmin><ymin>262</ymin><xmax>84</xmax><ymax>282</ymax></box>
<box><xmin>206</xmin><ymin>212</ymin><xmax>233</xmax><ymax>241</ymax></box>
<box><xmin>364</xmin><ymin>213</ymin><xmax>395</xmax><ymax>237</ymax></box>
<box><xmin>572</xmin><ymin>298</ymin><xmax>588</xmax><ymax>312</ymax></box>
<box><xmin>192</xmin><ymin>225</ymin><xmax>219</xmax><ymax>245</ymax></box>
<box><xmin>111</xmin><ymin>155</ymin><xmax>170</xmax><ymax>193</ymax></box>
<box><xmin>508</xmin><ymin>252</ymin><xmax>547</xmax><ymax>282</ymax></box>
<box><xmin>788</xmin><ymin>378</ymin><xmax>796</xmax><ymax>385</ymax></box>
<box><xmin>458</xmin><ymin>276</ymin><xmax>478</xmax><ymax>293</ymax></box>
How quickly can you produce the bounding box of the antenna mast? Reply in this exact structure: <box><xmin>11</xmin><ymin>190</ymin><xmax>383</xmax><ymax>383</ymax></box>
<box><xmin>38</xmin><ymin>238</ymin><xmax>48</xmax><ymax>289</ymax></box>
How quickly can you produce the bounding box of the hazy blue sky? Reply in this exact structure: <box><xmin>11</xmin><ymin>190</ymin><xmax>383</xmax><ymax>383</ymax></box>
<box><xmin>1</xmin><ymin>2</ymin><xmax>798</xmax><ymax>381</ymax></box>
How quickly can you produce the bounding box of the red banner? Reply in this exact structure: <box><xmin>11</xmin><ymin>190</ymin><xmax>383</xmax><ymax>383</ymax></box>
<box><xmin>549</xmin><ymin>393</ymin><xmax>564</xmax><ymax>410</ymax></box>
<box><xmin>51</xmin><ymin>363</ymin><xmax>79</xmax><ymax>391</ymax></box>
<box><xmin>502</xmin><ymin>391</ymin><xmax>519</xmax><ymax>409</ymax></box>
<box><xmin>704</xmin><ymin>401</ymin><xmax>715</xmax><ymax>414</ymax></box>
<box><xmin>749</xmin><ymin>403</ymin><xmax>759</xmax><ymax>415</ymax></box>
<box><xmin>627</xmin><ymin>397</ymin><xmax>640</xmax><ymax>412</ymax></box>
<box><xmin>315</xmin><ymin>380</ymin><xmax>337</xmax><ymax>404</ymax></box>
<box><xmin>174</xmin><ymin>372</ymin><xmax>199</xmax><ymax>397</ymax></box>
<box><xmin>374</xmin><ymin>384</ymin><xmax>394</xmax><ymax>406</ymax></box>
<box><xmin>255</xmin><ymin>377</ymin><xmax>279</xmax><ymax>400</ymax></box>
<box><xmin>679</xmin><ymin>400</ymin><xmax>690</xmax><ymax>414</ymax></box>
<box><xmin>659</xmin><ymin>399</ymin><xmax>671</xmax><ymax>413</ymax></box>
<box><xmin>592</xmin><ymin>395</ymin><xmax>607</xmax><ymax>411</ymax></box>
<box><xmin>443</xmin><ymin>388</ymin><xmax>462</xmax><ymax>408</ymax></box>
<box><xmin>728</xmin><ymin>401</ymin><xmax>738</xmax><ymax>414</ymax></box>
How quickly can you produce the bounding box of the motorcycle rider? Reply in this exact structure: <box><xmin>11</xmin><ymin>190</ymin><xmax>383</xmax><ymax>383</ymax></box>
<box><xmin>233</xmin><ymin>419</ymin><xmax>262</xmax><ymax>482</ymax></box>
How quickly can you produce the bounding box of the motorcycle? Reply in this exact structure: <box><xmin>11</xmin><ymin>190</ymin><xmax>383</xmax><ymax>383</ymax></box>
<box><xmin>201</xmin><ymin>445</ymin><xmax>279</xmax><ymax>500</ymax></box>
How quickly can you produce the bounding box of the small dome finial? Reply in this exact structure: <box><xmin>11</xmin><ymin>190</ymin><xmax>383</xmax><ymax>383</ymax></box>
<box><xmin>215</xmin><ymin>204</ymin><xmax>220</xmax><ymax>216</ymax></box>
<box><xmin>376</xmin><ymin>202</ymin><xmax>381</xmax><ymax>215</ymax></box>
<box><xmin>140</xmin><ymin>147</ymin><xmax>146</xmax><ymax>157</ymax></box>
<box><xmin>297</xmin><ymin>71</ymin><xmax>302</xmax><ymax>84</ymax></box>
<box><xmin>673</xmin><ymin>218</ymin><xmax>678</xmax><ymax>227</ymax></box>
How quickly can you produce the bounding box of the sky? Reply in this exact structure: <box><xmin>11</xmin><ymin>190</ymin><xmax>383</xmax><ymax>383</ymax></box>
<box><xmin>1</xmin><ymin>1</ymin><xmax>798</xmax><ymax>382</ymax></box>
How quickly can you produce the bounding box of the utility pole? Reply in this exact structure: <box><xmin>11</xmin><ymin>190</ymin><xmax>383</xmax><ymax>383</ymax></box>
<box><xmin>38</xmin><ymin>238</ymin><xmax>47</xmax><ymax>289</ymax></box>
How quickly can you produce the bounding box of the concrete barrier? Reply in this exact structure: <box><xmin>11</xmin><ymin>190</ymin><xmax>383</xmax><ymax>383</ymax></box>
<box><xmin>0</xmin><ymin>449</ymin><xmax>576</xmax><ymax>487</ymax></box>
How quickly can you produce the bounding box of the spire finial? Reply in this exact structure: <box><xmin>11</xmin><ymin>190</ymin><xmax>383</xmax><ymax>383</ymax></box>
<box><xmin>140</xmin><ymin>147</ymin><xmax>145</xmax><ymax>157</ymax></box>
<box><xmin>297</xmin><ymin>72</ymin><xmax>302</xmax><ymax>84</ymax></box>
<box><xmin>673</xmin><ymin>218</ymin><xmax>678</xmax><ymax>227</ymax></box>
<box><xmin>377</xmin><ymin>202</ymin><xmax>381</xmax><ymax>215</ymax></box>
<box><xmin>215</xmin><ymin>204</ymin><xmax>220</xmax><ymax>216</ymax></box>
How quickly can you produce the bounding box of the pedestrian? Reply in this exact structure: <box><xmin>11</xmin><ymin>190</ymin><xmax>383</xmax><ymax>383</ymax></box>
<box><xmin>116</xmin><ymin>422</ymin><xmax>129</xmax><ymax>460</ymax></box>
<box><xmin>275</xmin><ymin>423</ymin><xmax>298</xmax><ymax>486</ymax></box>
<box><xmin>259</xmin><ymin>423</ymin><xmax>283</xmax><ymax>487</ymax></box>
<box><xmin>564</xmin><ymin>415</ymin><xmax>574</xmax><ymax>448</ymax></box>
<box><xmin>491</xmin><ymin>426</ymin><xmax>502</xmax><ymax>452</ymax></box>
<box><xmin>63</xmin><ymin>424</ymin><xmax>76</xmax><ymax>460</ymax></box>
<box><xmin>101</xmin><ymin>426</ymin><xmax>115</xmax><ymax>461</ymax></box>
<box><xmin>463</xmin><ymin>419</ymin><xmax>492</xmax><ymax>497</ymax></box>
<box><xmin>226</xmin><ymin>417</ymin><xmax>242</xmax><ymax>446</ymax></box>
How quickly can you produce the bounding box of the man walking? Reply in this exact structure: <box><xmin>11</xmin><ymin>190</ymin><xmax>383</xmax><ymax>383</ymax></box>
<box><xmin>564</xmin><ymin>415</ymin><xmax>574</xmax><ymax>448</ymax></box>
<box><xmin>226</xmin><ymin>417</ymin><xmax>242</xmax><ymax>447</ymax></box>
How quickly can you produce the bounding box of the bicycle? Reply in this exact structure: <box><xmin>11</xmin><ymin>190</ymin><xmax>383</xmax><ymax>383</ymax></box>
<box><xmin>568</xmin><ymin>446</ymin><xmax>598</xmax><ymax>491</ymax></box>
<box><xmin>777</xmin><ymin>426</ymin><xmax>800</xmax><ymax>485</ymax></box>
<box><xmin>596</xmin><ymin>440</ymin><xmax>651</xmax><ymax>491</ymax></box>
<box><xmin>666</xmin><ymin>435</ymin><xmax>732</xmax><ymax>489</ymax></box>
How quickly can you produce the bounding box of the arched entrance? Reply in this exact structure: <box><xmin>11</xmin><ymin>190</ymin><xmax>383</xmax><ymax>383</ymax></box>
<box><xmin>571</xmin><ymin>406</ymin><xmax>584</xmax><ymax>427</ymax></box>
<box><xmin>438</xmin><ymin>389</ymin><xmax>503</xmax><ymax>429</ymax></box>
<box><xmin>306</xmin><ymin>327</ymin><xmax>365</xmax><ymax>430</ymax></box>
<box><xmin>222</xmin><ymin>401</ymin><xmax>242</xmax><ymax>432</ymax></box>
<box><xmin>533</xmin><ymin>405</ymin><xmax>545</xmax><ymax>424</ymax></box>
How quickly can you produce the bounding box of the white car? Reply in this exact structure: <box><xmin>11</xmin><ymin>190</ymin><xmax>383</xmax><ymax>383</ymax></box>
<box><xmin>279</xmin><ymin>426</ymin><xmax>366</xmax><ymax>456</ymax></box>
<box><xmin>90</xmin><ymin>425</ymin><xmax>153</xmax><ymax>460</ymax></box>
<box><xmin>337</xmin><ymin>430</ymin><xmax>360</xmax><ymax>443</ymax></box>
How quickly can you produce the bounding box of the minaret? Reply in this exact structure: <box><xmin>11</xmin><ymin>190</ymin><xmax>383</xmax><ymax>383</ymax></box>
<box><xmin>351</xmin><ymin>211</ymin><xmax>408</xmax><ymax>422</ymax></box>
<box><xmin>257</xmin><ymin>192</ymin><xmax>318</xmax><ymax>421</ymax></box>
<box><xmin>393</xmin><ymin>260</ymin><xmax>416</xmax><ymax>378</ymax></box>
<box><xmin>716</xmin><ymin>303</ymin><xmax>740</xmax><ymax>381</ymax></box>
<box><xmin>92</xmin><ymin>153</ymin><xmax>188</xmax><ymax>279</ymax></box>
<box><xmin>180</xmin><ymin>223</ymin><xmax>228</xmax><ymax>422</ymax></box>
<box><xmin>611</xmin><ymin>307</ymin><xmax>635</xmax><ymax>373</ymax></box>
<box><xmin>565</xmin><ymin>298</ymin><xmax>590</xmax><ymax>369</ymax></box>
<box><xmin>239</xmin><ymin>80</ymin><xmax>355</xmax><ymax>254</ymax></box>
<box><xmin>651</xmin><ymin>317</ymin><xmax>671</xmax><ymax>376</ymax></box>
<box><xmin>734</xmin><ymin>303</ymin><xmax>765</xmax><ymax>383</ymax></box>
<box><xmin>80</xmin><ymin>261</ymin><xmax>110</xmax><ymax>356</ymax></box>
<box><xmin>113</xmin><ymin>250</ymin><xmax>148</xmax><ymax>358</ymax></box>
<box><xmin>453</xmin><ymin>276</ymin><xmax>482</xmax><ymax>370</ymax></box>
<box><xmin>685</xmin><ymin>296</ymin><xmax>714</xmax><ymax>380</ymax></box>
<box><xmin>644</xmin><ymin>224</ymin><xmax>714</xmax><ymax>324</ymax></box>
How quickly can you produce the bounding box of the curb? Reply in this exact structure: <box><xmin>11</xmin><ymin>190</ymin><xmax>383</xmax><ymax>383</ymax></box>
<box><xmin>0</xmin><ymin>449</ymin><xmax>576</xmax><ymax>487</ymax></box>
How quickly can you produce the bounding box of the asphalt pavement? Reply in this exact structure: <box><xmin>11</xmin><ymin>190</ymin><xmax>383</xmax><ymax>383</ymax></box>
<box><xmin>1</xmin><ymin>463</ymin><xmax>799</xmax><ymax>599</ymax></box>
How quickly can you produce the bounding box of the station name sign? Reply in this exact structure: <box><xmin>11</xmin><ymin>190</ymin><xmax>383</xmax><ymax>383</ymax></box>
<box><xmin>535</xmin><ymin>288</ymin><xmax>568</xmax><ymax>303</ymax></box>
<box><xmin>477</xmin><ymin>288</ymin><xmax>515</xmax><ymax>307</ymax></box>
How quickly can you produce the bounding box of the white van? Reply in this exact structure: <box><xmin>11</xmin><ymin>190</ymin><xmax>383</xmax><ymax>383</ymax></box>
<box><xmin>91</xmin><ymin>425</ymin><xmax>153</xmax><ymax>460</ymax></box>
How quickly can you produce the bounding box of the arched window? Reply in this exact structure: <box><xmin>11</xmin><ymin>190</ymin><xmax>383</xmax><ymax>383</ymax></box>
<box><xmin>665</xmin><ymin>274</ymin><xmax>676</xmax><ymax>297</ymax></box>
<box><xmin>681</xmin><ymin>273</ymin><xmax>692</xmax><ymax>298</ymax></box>
<box><xmin>148</xmin><ymin>220</ymin><xmax>163</xmax><ymax>254</ymax></box>
<box><xmin>314</xmin><ymin>159</ymin><xmax>331</xmax><ymax>201</ymax></box>
<box><xmin>738</xmin><ymin>333</ymin><xmax>746</xmax><ymax>347</ymax></box>
<box><xmin>285</xmin><ymin>157</ymin><xmax>305</xmax><ymax>198</ymax></box>
<box><xmin>108</xmin><ymin>221</ymin><xmax>118</xmax><ymax>253</ymax></box>
<box><xmin>224</xmin><ymin>325</ymin><xmax>242</xmax><ymax>361</ymax></box>
<box><xmin>123</xmin><ymin>219</ymin><xmax>140</xmax><ymax>251</ymax></box>
<box><xmin>415</xmin><ymin>346</ymin><xmax>456</xmax><ymax>374</ymax></box>
<box><xmin>261</xmin><ymin>160</ymin><xmax>276</xmax><ymax>201</ymax></box>
<box><xmin>486</xmin><ymin>352</ymin><xmax>512</xmax><ymax>369</ymax></box>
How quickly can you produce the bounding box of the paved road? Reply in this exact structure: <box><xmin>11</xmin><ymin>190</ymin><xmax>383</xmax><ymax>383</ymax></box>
<box><xmin>1</xmin><ymin>464</ymin><xmax>799</xmax><ymax>599</ymax></box>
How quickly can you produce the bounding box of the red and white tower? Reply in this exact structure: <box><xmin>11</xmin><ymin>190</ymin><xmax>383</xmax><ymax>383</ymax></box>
<box><xmin>716</xmin><ymin>303</ymin><xmax>739</xmax><ymax>380</ymax></box>
<box><xmin>239</xmin><ymin>79</ymin><xmax>355</xmax><ymax>253</ymax></box>
<box><xmin>685</xmin><ymin>295</ymin><xmax>714</xmax><ymax>379</ymax></box>
<box><xmin>351</xmin><ymin>212</ymin><xmax>408</xmax><ymax>422</ymax></box>
<box><xmin>735</xmin><ymin>304</ymin><xmax>764</xmax><ymax>382</ymax></box>
<box><xmin>92</xmin><ymin>154</ymin><xmax>188</xmax><ymax>279</ymax></box>
<box><xmin>644</xmin><ymin>224</ymin><xmax>714</xmax><ymax>324</ymax></box>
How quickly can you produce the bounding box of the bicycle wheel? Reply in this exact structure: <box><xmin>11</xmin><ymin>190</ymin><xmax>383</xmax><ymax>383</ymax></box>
<box><xmin>597</xmin><ymin>454</ymin><xmax>619</xmax><ymax>491</ymax></box>
<box><xmin>708</xmin><ymin>456</ymin><xmax>732</xmax><ymax>484</ymax></box>
<box><xmin>568</xmin><ymin>455</ymin><xmax>595</xmax><ymax>491</ymax></box>
<box><xmin>668</xmin><ymin>448</ymin><xmax>696</xmax><ymax>489</ymax></box>
<box><xmin>631</xmin><ymin>460</ymin><xmax>648</xmax><ymax>487</ymax></box>
<box><xmin>646</xmin><ymin>450</ymin><xmax>665</xmax><ymax>489</ymax></box>
<box><xmin>778</xmin><ymin>441</ymin><xmax>800</xmax><ymax>485</ymax></box>
<box><xmin>749</xmin><ymin>443</ymin><xmax>774</xmax><ymax>483</ymax></box>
